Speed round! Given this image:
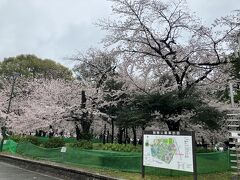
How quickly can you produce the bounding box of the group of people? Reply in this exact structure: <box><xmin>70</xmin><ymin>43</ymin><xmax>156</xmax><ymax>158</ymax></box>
<box><xmin>34</xmin><ymin>125</ymin><xmax>65</xmax><ymax>138</ymax></box>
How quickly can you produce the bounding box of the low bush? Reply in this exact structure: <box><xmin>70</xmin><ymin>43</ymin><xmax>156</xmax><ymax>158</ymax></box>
<box><xmin>79</xmin><ymin>133</ymin><xmax>93</xmax><ymax>141</ymax></box>
<box><xmin>67</xmin><ymin>140</ymin><xmax>93</xmax><ymax>149</ymax></box>
<box><xmin>9</xmin><ymin>135</ymin><xmax>41</xmax><ymax>146</ymax></box>
<box><xmin>93</xmin><ymin>143</ymin><xmax>141</xmax><ymax>152</ymax></box>
<box><xmin>196</xmin><ymin>147</ymin><xmax>215</xmax><ymax>153</ymax></box>
<box><xmin>42</xmin><ymin>137</ymin><xmax>65</xmax><ymax>148</ymax></box>
<box><xmin>24</xmin><ymin>136</ymin><xmax>41</xmax><ymax>146</ymax></box>
<box><xmin>8</xmin><ymin>135</ymin><xmax>23</xmax><ymax>143</ymax></box>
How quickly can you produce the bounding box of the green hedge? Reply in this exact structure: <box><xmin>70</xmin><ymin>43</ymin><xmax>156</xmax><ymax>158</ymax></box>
<box><xmin>9</xmin><ymin>135</ymin><xmax>41</xmax><ymax>146</ymax></box>
<box><xmin>67</xmin><ymin>140</ymin><xmax>93</xmax><ymax>149</ymax></box>
<box><xmin>93</xmin><ymin>143</ymin><xmax>141</xmax><ymax>152</ymax></box>
<box><xmin>41</xmin><ymin>137</ymin><xmax>65</xmax><ymax>148</ymax></box>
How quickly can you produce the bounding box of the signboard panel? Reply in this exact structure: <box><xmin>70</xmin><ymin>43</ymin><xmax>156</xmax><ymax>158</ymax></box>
<box><xmin>143</xmin><ymin>132</ymin><xmax>194</xmax><ymax>172</ymax></box>
<box><xmin>61</xmin><ymin>147</ymin><xmax>67</xmax><ymax>153</ymax></box>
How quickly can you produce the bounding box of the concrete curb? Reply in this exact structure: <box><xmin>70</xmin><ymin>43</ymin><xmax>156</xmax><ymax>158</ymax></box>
<box><xmin>0</xmin><ymin>154</ymin><xmax>120</xmax><ymax>180</ymax></box>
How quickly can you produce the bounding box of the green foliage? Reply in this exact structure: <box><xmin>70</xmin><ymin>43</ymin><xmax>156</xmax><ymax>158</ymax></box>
<box><xmin>93</xmin><ymin>143</ymin><xmax>141</xmax><ymax>152</ymax></box>
<box><xmin>234</xmin><ymin>90</ymin><xmax>240</xmax><ymax>103</ymax></box>
<box><xmin>215</xmin><ymin>55</ymin><xmax>240</xmax><ymax>102</ymax></box>
<box><xmin>230</xmin><ymin>55</ymin><xmax>240</xmax><ymax>79</ymax></box>
<box><xmin>118</xmin><ymin>90</ymin><xmax>224</xmax><ymax>130</ymax></box>
<box><xmin>67</xmin><ymin>140</ymin><xmax>93</xmax><ymax>149</ymax></box>
<box><xmin>116</xmin><ymin>105</ymin><xmax>151</xmax><ymax>128</ymax></box>
<box><xmin>23</xmin><ymin>136</ymin><xmax>41</xmax><ymax>146</ymax></box>
<box><xmin>196</xmin><ymin>147</ymin><xmax>216</xmax><ymax>153</ymax></box>
<box><xmin>103</xmin><ymin>78</ymin><xmax>125</xmax><ymax>92</ymax></box>
<box><xmin>146</xmin><ymin>91</ymin><xmax>201</xmax><ymax>116</ymax></box>
<box><xmin>116</xmin><ymin>93</ymin><xmax>154</xmax><ymax>129</ymax></box>
<box><xmin>213</xmin><ymin>55</ymin><xmax>240</xmax><ymax>102</ymax></box>
<box><xmin>191</xmin><ymin>106</ymin><xmax>225</xmax><ymax>129</ymax></box>
<box><xmin>0</xmin><ymin>79</ymin><xmax>4</xmax><ymax>90</ymax></box>
<box><xmin>79</xmin><ymin>133</ymin><xmax>93</xmax><ymax>141</ymax></box>
<box><xmin>42</xmin><ymin>137</ymin><xmax>65</xmax><ymax>148</ymax></box>
<box><xmin>215</xmin><ymin>88</ymin><xmax>230</xmax><ymax>102</ymax></box>
<box><xmin>8</xmin><ymin>135</ymin><xmax>23</xmax><ymax>143</ymax></box>
<box><xmin>0</xmin><ymin>54</ymin><xmax>73</xmax><ymax>80</ymax></box>
<box><xmin>99</xmin><ymin>77</ymin><xmax>128</xmax><ymax>146</ymax></box>
<box><xmin>63</xmin><ymin>137</ymin><xmax>78</xmax><ymax>143</ymax></box>
<box><xmin>116</xmin><ymin>91</ymin><xmax>202</xmax><ymax>129</ymax></box>
<box><xmin>9</xmin><ymin>135</ymin><xmax>41</xmax><ymax>146</ymax></box>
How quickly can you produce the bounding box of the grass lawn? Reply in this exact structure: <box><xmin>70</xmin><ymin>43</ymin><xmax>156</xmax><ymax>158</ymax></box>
<box><xmin>65</xmin><ymin>164</ymin><xmax>231</xmax><ymax>180</ymax></box>
<box><xmin>52</xmin><ymin>162</ymin><xmax>232</xmax><ymax>180</ymax></box>
<box><xmin>102</xmin><ymin>171</ymin><xmax>231</xmax><ymax>180</ymax></box>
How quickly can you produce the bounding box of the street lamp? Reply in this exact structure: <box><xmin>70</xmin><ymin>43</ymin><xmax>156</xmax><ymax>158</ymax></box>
<box><xmin>0</xmin><ymin>73</ymin><xmax>20</xmax><ymax>152</ymax></box>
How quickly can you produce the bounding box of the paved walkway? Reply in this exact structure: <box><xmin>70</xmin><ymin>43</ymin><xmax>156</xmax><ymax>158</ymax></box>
<box><xmin>0</xmin><ymin>161</ymin><xmax>62</xmax><ymax>180</ymax></box>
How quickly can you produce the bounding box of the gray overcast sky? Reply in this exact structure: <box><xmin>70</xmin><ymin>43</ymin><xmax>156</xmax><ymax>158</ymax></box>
<box><xmin>0</xmin><ymin>0</ymin><xmax>239</xmax><ymax>68</ymax></box>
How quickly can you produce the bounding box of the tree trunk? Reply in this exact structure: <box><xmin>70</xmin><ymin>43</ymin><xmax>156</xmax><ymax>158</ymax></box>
<box><xmin>81</xmin><ymin>90</ymin><xmax>87</xmax><ymax>109</ymax></box>
<box><xmin>75</xmin><ymin>124</ymin><xmax>81</xmax><ymax>140</ymax></box>
<box><xmin>138</xmin><ymin>126</ymin><xmax>145</xmax><ymax>145</ymax></box>
<box><xmin>107</xmin><ymin>130</ymin><xmax>109</xmax><ymax>143</ymax></box>
<box><xmin>103</xmin><ymin>124</ymin><xmax>106</xmax><ymax>144</ymax></box>
<box><xmin>117</xmin><ymin>128</ymin><xmax>124</xmax><ymax>144</ymax></box>
<box><xmin>111</xmin><ymin>118</ymin><xmax>114</xmax><ymax>144</ymax></box>
<box><xmin>81</xmin><ymin>120</ymin><xmax>91</xmax><ymax>134</ymax></box>
<box><xmin>0</xmin><ymin>127</ymin><xmax>7</xmax><ymax>152</ymax></box>
<box><xmin>132</xmin><ymin>126</ymin><xmax>137</xmax><ymax>146</ymax></box>
<box><xmin>79</xmin><ymin>90</ymin><xmax>92</xmax><ymax>139</ymax></box>
<box><xmin>166</xmin><ymin>120</ymin><xmax>180</xmax><ymax>131</ymax></box>
<box><xmin>125</xmin><ymin>128</ymin><xmax>129</xmax><ymax>145</ymax></box>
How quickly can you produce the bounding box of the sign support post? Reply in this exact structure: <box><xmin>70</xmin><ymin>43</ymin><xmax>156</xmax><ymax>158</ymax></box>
<box><xmin>141</xmin><ymin>130</ymin><xmax>145</xmax><ymax>179</ymax></box>
<box><xmin>191</xmin><ymin>131</ymin><xmax>197</xmax><ymax>180</ymax></box>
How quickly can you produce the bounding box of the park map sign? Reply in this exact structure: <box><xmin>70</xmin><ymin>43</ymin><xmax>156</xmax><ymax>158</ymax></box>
<box><xmin>143</xmin><ymin>131</ymin><xmax>195</xmax><ymax>173</ymax></box>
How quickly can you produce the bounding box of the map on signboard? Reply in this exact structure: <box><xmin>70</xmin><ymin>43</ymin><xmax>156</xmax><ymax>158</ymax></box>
<box><xmin>143</xmin><ymin>134</ymin><xmax>193</xmax><ymax>172</ymax></box>
<box><xmin>150</xmin><ymin>137</ymin><xmax>177</xmax><ymax>164</ymax></box>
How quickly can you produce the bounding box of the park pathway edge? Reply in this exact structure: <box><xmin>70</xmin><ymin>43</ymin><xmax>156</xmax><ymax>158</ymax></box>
<box><xmin>0</xmin><ymin>154</ymin><xmax>121</xmax><ymax>180</ymax></box>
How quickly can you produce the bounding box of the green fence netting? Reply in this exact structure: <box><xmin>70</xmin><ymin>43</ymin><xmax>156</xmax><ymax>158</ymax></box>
<box><xmin>2</xmin><ymin>140</ymin><xmax>230</xmax><ymax>176</ymax></box>
<box><xmin>2</xmin><ymin>139</ymin><xmax>17</xmax><ymax>153</ymax></box>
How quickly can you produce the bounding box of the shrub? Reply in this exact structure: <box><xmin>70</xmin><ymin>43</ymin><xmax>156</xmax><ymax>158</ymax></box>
<box><xmin>9</xmin><ymin>135</ymin><xmax>41</xmax><ymax>146</ymax></box>
<box><xmin>9</xmin><ymin>135</ymin><xmax>23</xmax><ymax>143</ymax></box>
<box><xmin>67</xmin><ymin>140</ymin><xmax>93</xmax><ymax>149</ymax></box>
<box><xmin>79</xmin><ymin>133</ymin><xmax>93</xmax><ymax>141</ymax></box>
<box><xmin>93</xmin><ymin>143</ymin><xmax>141</xmax><ymax>152</ymax></box>
<box><xmin>23</xmin><ymin>136</ymin><xmax>41</xmax><ymax>146</ymax></box>
<box><xmin>92</xmin><ymin>143</ymin><xmax>104</xmax><ymax>150</ymax></box>
<box><xmin>42</xmin><ymin>137</ymin><xmax>65</xmax><ymax>148</ymax></box>
<box><xmin>196</xmin><ymin>147</ymin><xmax>215</xmax><ymax>153</ymax></box>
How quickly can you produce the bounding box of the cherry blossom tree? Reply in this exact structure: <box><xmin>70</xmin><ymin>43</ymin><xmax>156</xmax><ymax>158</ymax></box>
<box><xmin>99</xmin><ymin>0</ymin><xmax>240</xmax><ymax>96</ymax></box>
<box><xmin>73</xmin><ymin>48</ymin><xmax>117</xmax><ymax>88</ymax></box>
<box><xmin>63</xmin><ymin>87</ymin><xmax>107</xmax><ymax>140</ymax></box>
<box><xmin>0</xmin><ymin>78</ymin><xmax>81</xmax><ymax>134</ymax></box>
<box><xmin>96</xmin><ymin>0</ymin><xmax>240</xmax><ymax>132</ymax></box>
<box><xmin>72</xmin><ymin>48</ymin><xmax>129</xmax><ymax>141</ymax></box>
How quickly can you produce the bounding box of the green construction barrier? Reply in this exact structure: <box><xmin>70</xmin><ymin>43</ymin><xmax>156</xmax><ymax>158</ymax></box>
<box><xmin>2</xmin><ymin>140</ymin><xmax>17</xmax><ymax>153</ymax></box>
<box><xmin>3</xmin><ymin>141</ymin><xmax>230</xmax><ymax>176</ymax></box>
